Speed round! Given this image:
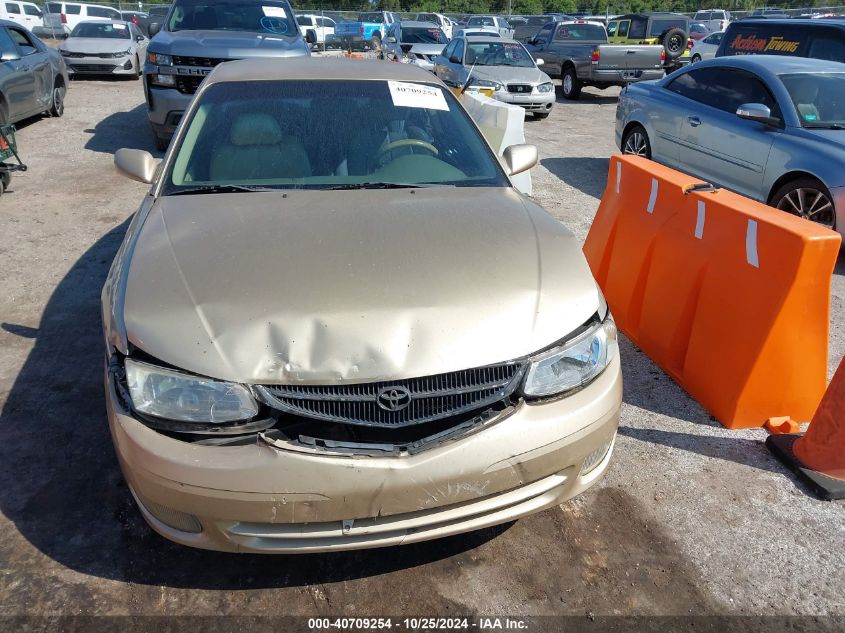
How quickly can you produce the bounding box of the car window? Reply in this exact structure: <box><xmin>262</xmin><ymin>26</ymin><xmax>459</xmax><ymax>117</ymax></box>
<box><xmin>45</xmin><ymin>1</ymin><xmax>60</xmax><ymax>11</ymax></box>
<box><xmin>453</xmin><ymin>38</ymin><xmax>464</xmax><ymax>62</ymax></box>
<box><xmin>317</xmin><ymin>17</ymin><xmax>333</xmax><ymax>27</ymax></box>
<box><xmin>554</xmin><ymin>23</ymin><xmax>606</xmax><ymax>41</ymax></box>
<box><xmin>667</xmin><ymin>67</ymin><xmax>781</xmax><ymax>118</ymax></box>
<box><xmin>648</xmin><ymin>18</ymin><xmax>687</xmax><ymax>38</ymax></box>
<box><xmin>0</xmin><ymin>28</ymin><xmax>17</xmax><ymax>58</ymax></box>
<box><xmin>705</xmin><ymin>32</ymin><xmax>723</xmax><ymax>45</ymax></box>
<box><xmin>65</xmin><ymin>4</ymin><xmax>81</xmax><ymax>14</ymax></box>
<box><xmin>296</xmin><ymin>16</ymin><xmax>310</xmax><ymax>26</ymax></box>
<box><xmin>168</xmin><ymin>0</ymin><xmax>296</xmax><ymax>35</ymax></box>
<box><xmin>606</xmin><ymin>20</ymin><xmax>617</xmax><ymax>36</ymax></box>
<box><xmin>8</xmin><ymin>26</ymin><xmax>35</xmax><ymax>54</ymax></box>
<box><xmin>442</xmin><ymin>39</ymin><xmax>455</xmax><ymax>59</ymax></box>
<box><xmin>165</xmin><ymin>80</ymin><xmax>509</xmax><ymax>192</ymax></box>
<box><xmin>694</xmin><ymin>12</ymin><xmax>709</xmax><ymax>21</ymax></box>
<box><xmin>400</xmin><ymin>26</ymin><xmax>447</xmax><ymax>45</ymax></box>
<box><xmin>808</xmin><ymin>37</ymin><xmax>845</xmax><ymax>62</ymax></box>
<box><xmin>628</xmin><ymin>19</ymin><xmax>647</xmax><ymax>39</ymax></box>
<box><xmin>617</xmin><ymin>20</ymin><xmax>629</xmax><ymax>37</ymax></box>
<box><xmin>23</xmin><ymin>3</ymin><xmax>39</xmax><ymax>14</ymax></box>
<box><xmin>71</xmin><ymin>21</ymin><xmax>130</xmax><ymax>38</ymax></box>
<box><xmin>780</xmin><ymin>72</ymin><xmax>845</xmax><ymax>126</ymax></box>
<box><xmin>467</xmin><ymin>17</ymin><xmax>494</xmax><ymax>27</ymax></box>
<box><xmin>534</xmin><ymin>23</ymin><xmax>553</xmax><ymax>45</ymax></box>
<box><xmin>5</xmin><ymin>4</ymin><xmax>20</xmax><ymax>14</ymax></box>
<box><xmin>465</xmin><ymin>41</ymin><xmax>534</xmax><ymax>67</ymax></box>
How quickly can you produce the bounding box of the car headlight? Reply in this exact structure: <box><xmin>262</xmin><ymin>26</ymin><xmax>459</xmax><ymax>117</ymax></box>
<box><xmin>537</xmin><ymin>82</ymin><xmax>554</xmax><ymax>93</ymax></box>
<box><xmin>113</xmin><ymin>48</ymin><xmax>131</xmax><ymax>57</ymax></box>
<box><xmin>124</xmin><ymin>359</ymin><xmax>259</xmax><ymax>423</ymax></box>
<box><xmin>522</xmin><ymin>317</ymin><xmax>617</xmax><ymax>398</ymax></box>
<box><xmin>147</xmin><ymin>51</ymin><xmax>172</xmax><ymax>66</ymax></box>
<box><xmin>469</xmin><ymin>79</ymin><xmax>503</xmax><ymax>91</ymax></box>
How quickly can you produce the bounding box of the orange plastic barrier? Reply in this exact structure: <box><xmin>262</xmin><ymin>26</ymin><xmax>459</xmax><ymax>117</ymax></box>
<box><xmin>584</xmin><ymin>155</ymin><xmax>841</xmax><ymax>428</ymax></box>
<box><xmin>766</xmin><ymin>357</ymin><xmax>845</xmax><ymax>499</ymax></box>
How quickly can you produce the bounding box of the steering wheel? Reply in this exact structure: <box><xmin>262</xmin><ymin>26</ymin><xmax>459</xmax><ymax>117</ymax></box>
<box><xmin>376</xmin><ymin>139</ymin><xmax>439</xmax><ymax>159</ymax></box>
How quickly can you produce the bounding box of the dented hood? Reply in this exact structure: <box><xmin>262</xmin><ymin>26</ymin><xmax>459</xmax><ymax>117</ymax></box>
<box><xmin>123</xmin><ymin>188</ymin><xmax>600</xmax><ymax>384</ymax></box>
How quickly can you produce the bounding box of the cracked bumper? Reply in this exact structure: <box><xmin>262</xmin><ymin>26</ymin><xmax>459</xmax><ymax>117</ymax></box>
<box><xmin>106</xmin><ymin>356</ymin><xmax>622</xmax><ymax>553</ymax></box>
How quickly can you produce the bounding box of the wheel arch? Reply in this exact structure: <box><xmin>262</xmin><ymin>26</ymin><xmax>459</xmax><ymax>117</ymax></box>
<box><xmin>767</xmin><ymin>170</ymin><xmax>827</xmax><ymax>205</ymax></box>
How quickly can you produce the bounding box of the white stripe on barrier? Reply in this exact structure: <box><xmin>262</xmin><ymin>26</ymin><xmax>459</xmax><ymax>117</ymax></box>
<box><xmin>746</xmin><ymin>219</ymin><xmax>759</xmax><ymax>268</ymax></box>
<box><xmin>695</xmin><ymin>201</ymin><xmax>705</xmax><ymax>239</ymax></box>
<box><xmin>647</xmin><ymin>178</ymin><xmax>658</xmax><ymax>214</ymax></box>
<box><xmin>616</xmin><ymin>161</ymin><xmax>621</xmax><ymax>194</ymax></box>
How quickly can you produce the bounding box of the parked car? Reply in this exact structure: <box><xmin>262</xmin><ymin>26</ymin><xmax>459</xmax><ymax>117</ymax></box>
<box><xmin>383</xmin><ymin>21</ymin><xmax>448</xmax><ymax>71</ymax></box>
<box><xmin>717</xmin><ymin>19</ymin><xmax>845</xmax><ymax>63</ymax></box>
<box><xmin>692</xmin><ymin>9</ymin><xmax>731</xmax><ymax>32</ymax></box>
<box><xmin>616</xmin><ymin>56</ymin><xmax>845</xmax><ymax>233</ymax></box>
<box><xmin>143</xmin><ymin>0</ymin><xmax>310</xmax><ymax>150</ymax></box>
<box><xmin>59</xmin><ymin>20</ymin><xmax>147</xmax><ymax>78</ymax></box>
<box><xmin>296</xmin><ymin>14</ymin><xmax>335</xmax><ymax>49</ymax></box>
<box><xmin>106</xmin><ymin>56</ymin><xmax>621</xmax><ymax>553</ymax></box>
<box><xmin>689</xmin><ymin>22</ymin><xmax>710</xmax><ymax>40</ymax></box>
<box><xmin>508</xmin><ymin>14</ymin><xmax>570</xmax><ymax>42</ymax></box>
<box><xmin>607</xmin><ymin>12</ymin><xmax>691</xmax><ymax>73</ymax></box>
<box><xmin>435</xmin><ymin>36</ymin><xmax>555</xmax><ymax>118</ymax></box>
<box><xmin>690</xmin><ymin>30</ymin><xmax>724</xmax><ymax>63</ymax></box>
<box><xmin>466</xmin><ymin>16</ymin><xmax>513</xmax><ymax>38</ymax></box>
<box><xmin>42</xmin><ymin>2</ymin><xmax>121</xmax><ymax>37</ymax></box>
<box><xmin>526</xmin><ymin>20</ymin><xmax>664</xmax><ymax>100</ymax></box>
<box><xmin>415</xmin><ymin>12</ymin><xmax>451</xmax><ymax>39</ymax></box>
<box><xmin>1</xmin><ymin>1</ymin><xmax>42</xmax><ymax>31</ymax></box>
<box><xmin>334</xmin><ymin>11</ymin><xmax>398</xmax><ymax>51</ymax></box>
<box><xmin>120</xmin><ymin>11</ymin><xmax>150</xmax><ymax>36</ymax></box>
<box><xmin>453</xmin><ymin>27</ymin><xmax>500</xmax><ymax>38</ymax></box>
<box><xmin>0</xmin><ymin>18</ymin><xmax>67</xmax><ymax>122</ymax></box>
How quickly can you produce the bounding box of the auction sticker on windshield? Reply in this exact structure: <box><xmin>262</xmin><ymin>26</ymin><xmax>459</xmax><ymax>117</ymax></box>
<box><xmin>388</xmin><ymin>81</ymin><xmax>449</xmax><ymax>111</ymax></box>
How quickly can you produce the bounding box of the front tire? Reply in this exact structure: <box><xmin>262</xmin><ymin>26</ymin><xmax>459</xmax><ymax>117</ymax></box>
<box><xmin>621</xmin><ymin>124</ymin><xmax>651</xmax><ymax>159</ymax></box>
<box><xmin>561</xmin><ymin>66</ymin><xmax>581</xmax><ymax>100</ymax></box>
<box><xmin>770</xmin><ymin>177</ymin><xmax>835</xmax><ymax>229</ymax></box>
<box><xmin>370</xmin><ymin>33</ymin><xmax>381</xmax><ymax>52</ymax></box>
<box><xmin>49</xmin><ymin>83</ymin><xmax>64</xmax><ymax>117</ymax></box>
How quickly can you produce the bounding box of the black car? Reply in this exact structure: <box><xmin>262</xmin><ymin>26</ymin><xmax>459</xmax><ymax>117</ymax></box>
<box><xmin>717</xmin><ymin>19</ymin><xmax>845</xmax><ymax>61</ymax></box>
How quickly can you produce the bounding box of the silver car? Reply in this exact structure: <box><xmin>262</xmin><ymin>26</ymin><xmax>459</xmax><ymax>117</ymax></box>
<box><xmin>689</xmin><ymin>30</ymin><xmax>724</xmax><ymax>63</ymax></box>
<box><xmin>382</xmin><ymin>20</ymin><xmax>448</xmax><ymax>71</ymax></box>
<box><xmin>0</xmin><ymin>18</ymin><xmax>67</xmax><ymax>123</ymax></box>
<box><xmin>59</xmin><ymin>20</ymin><xmax>148</xmax><ymax>79</ymax></box>
<box><xmin>434</xmin><ymin>36</ymin><xmax>555</xmax><ymax>119</ymax></box>
<box><xmin>617</xmin><ymin>55</ymin><xmax>845</xmax><ymax>234</ymax></box>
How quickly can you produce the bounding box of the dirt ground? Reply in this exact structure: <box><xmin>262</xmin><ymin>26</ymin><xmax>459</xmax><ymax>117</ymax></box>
<box><xmin>0</xmin><ymin>70</ymin><xmax>843</xmax><ymax>630</ymax></box>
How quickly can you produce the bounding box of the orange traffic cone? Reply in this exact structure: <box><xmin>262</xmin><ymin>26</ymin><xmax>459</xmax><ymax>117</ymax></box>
<box><xmin>767</xmin><ymin>357</ymin><xmax>845</xmax><ymax>500</ymax></box>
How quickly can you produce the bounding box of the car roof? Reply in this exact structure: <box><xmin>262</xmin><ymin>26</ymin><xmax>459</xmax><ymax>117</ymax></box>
<box><xmin>464</xmin><ymin>36</ymin><xmax>518</xmax><ymax>43</ymax></box>
<box><xmin>613</xmin><ymin>12</ymin><xmax>689</xmax><ymax>19</ymax></box>
<box><xmin>695</xmin><ymin>54</ymin><xmax>845</xmax><ymax>76</ymax></box>
<box><xmin>559</xmin><ymin>20</ymin><xmax>605</xmax><ymax>26</ymax></box>
<box><xmin>206</xmin><ymin>57</ymin><xmax>448</xmax><ymax>86</ymax></box>
<box><xmin>398</xmin><ymin>20</ymin><xmax>439</xmax><ymax>28</ymax></box>
<box><xmin>75</xmin><ymin>19</ymin><xmax>131</xmax><ymax>26</ymax></box>
<box><xmin>731</xmin><ymin>18</ymin><xmax>845</xmax><ymax>26</ymax></box>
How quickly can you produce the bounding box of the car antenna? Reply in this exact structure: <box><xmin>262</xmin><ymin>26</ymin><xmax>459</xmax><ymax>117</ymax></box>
<box><xmin>460</xmin><ymin>61</ymin><xmax>477</xmax><ymax>95</ymax></box>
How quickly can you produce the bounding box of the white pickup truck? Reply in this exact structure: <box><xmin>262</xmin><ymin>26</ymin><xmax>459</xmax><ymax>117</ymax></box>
<box><xmin>296</xmin><ymin>14</ymin><xmax>336</xmax><ymax>49</ymax></box>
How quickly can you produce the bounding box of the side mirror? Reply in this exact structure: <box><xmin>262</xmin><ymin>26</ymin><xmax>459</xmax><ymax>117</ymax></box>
<box><xmin>386</xmin><ymin>36</ymin><xmax>396</xmax><ymax>43</ymax></box>
<box><xmin>449</xmin><ymin>54</ymin><xmax>461</xmax><ymax>64</ymax></box>
<box><xmin>736</xmin><ymin>102</ymin><xmax>779</xmax><ymax>126</ymax></box>
<box><xmin>0</xmin><ymin>51</ymin><xmax>19</xmax><ymax>62</ymax></box>
<box><xmin>305</xmin><ymin>30</ymin><xmax>317</xmax><ymax>44</ymax></box>
<box><xmin>115</xmin><ymin>148</ymin><xmax>159</xmax><ymax>184</ymax></box>
<box><xmin>534</xmin><ymin>57</ymin><xmax>544</xmax><ymax>66</ymax></box>
<box><xmin>149</xmin><ymin>22</ymin><xmax>161</xmax><ymax>36</ymax></box>
<box><xmin>502</xmin><ymin>144</ymin><xmax>538</xmax><ymax>176</ymax></box>
<box><xmin>136</xmin><ymin>35</ymin><xmax>144</xmax><ymax>42</ymax></box>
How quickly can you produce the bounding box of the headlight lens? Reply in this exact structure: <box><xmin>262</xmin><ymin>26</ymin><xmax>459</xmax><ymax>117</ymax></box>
<box><xmin>537</xmin><ymin>82</ymin><xmax>554</xmax><ymax>93</ymax></box>
<box><xmin>147</xmin><ymin>52</ymin><xmax>172</xmax><ymax>66</ymax></box>
<box><xmin>522</xmin><ymin>317</ymin><xmax>617</xmax><ymax>398</ymax></box>
<box><xmin>125</xmin><ymin>359</ymin><xmax>259</xmax><ymax>423</ymax></box>
<box><xmin>469</xmin><ymin>79</ymin><xmax>503</xmax><ymax>91</ymax></box>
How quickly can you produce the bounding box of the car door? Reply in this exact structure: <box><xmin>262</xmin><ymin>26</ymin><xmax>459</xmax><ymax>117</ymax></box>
<box><xmin>7</xmin><ymin>26</ymin><xmax>49</xmax><ymax>117</ymax></box>
<box><xmin>609</xmin><ymin>19</ymin><xmax>629</xmax><ymax>43</ymax></box>
<box><xmin>671</xmin><ymin>67</ymin><xmax>779</xmax><ymax>197</ymax></box>
<box><xmin>4</xmin><ymin>3</ymin><xmax>24</xmax><ymax>26</ymax></box>
<box><xmin>130</xmin><ymin>23</ymin><xmax>148</xmax><ymax>61</ymax></box>
<box><xmin>438</xmin><ymin>38</ymin><xmax>464</xmax><ymax>88</ymax></box>
<box><xmin>21</xmin><ymin>2</ymin><xmax>41</xmax><ymax>28</ymax></box>
<box><xmin>527</xmin><ymin>23</ymin><xmax>555</xmax><ymax>73</ymax></box>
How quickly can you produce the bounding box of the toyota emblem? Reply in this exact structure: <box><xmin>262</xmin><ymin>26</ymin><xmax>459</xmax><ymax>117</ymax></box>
<box><xmin>376</xmin><ymin>386</ymin><xmax>412</xmax><ymax>412</ymax></box>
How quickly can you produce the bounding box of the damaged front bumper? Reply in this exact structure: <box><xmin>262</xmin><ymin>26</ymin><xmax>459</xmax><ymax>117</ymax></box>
<box><xmin>106</xmin><ymin>356</ymin><xmax>622</xmax><ymax>553</ymax></box>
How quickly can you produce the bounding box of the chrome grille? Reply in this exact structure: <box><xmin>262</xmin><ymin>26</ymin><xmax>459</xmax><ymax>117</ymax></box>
<box><xmin>256</xmin><ymin>362</ymin><xmax>525</xmax><ymax>428</ymax></box>
<box><xmin>507</xmin><ymin>84</ymin><xmax>533</xmax><ymax>93</ymax></box>
<box><xmin>175</xmin><ymin>75</ymin><xmax>204</xmax><ymax>95</ymax></box>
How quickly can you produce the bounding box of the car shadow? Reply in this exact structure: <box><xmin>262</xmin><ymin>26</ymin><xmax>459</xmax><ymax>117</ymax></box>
<box><xmin>540</xmin><ymin>156</ymin><xmax>609</xmax><ymax>199</ymax></box>
<box><xmin>554</xmin><ymin>85</ymin><xmax>619</xmax><ymax>105</ymax></box>
<box><xmin>0</xmin><ymin>218</ymin><xmax>511</xmax><ymax>588</ymax></box>
<box><xmin>83</xmin><ymin>103</ymin><xmax>162</xmax><ymax>157</ymax></box>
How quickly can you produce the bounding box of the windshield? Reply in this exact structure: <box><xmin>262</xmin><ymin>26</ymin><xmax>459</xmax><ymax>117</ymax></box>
<box><xmin>164</xmin><ymin>80</ymin><xmax>508</xmax><ymax>193</ymax></box>
<box><xmin>401</xmin><ymin>26</ymin><xmax>447</xmax><ymax>44</ymax></box>
<box><xmin>167</xmin><ymin>0</ymin><xmax>296</xmax><ymax>35</ymax></box>
<box><xmin>71</xmin><ymin>22</ymin><xmax>131</xmax><ymax>38</ymax></box>
<box><xmin>648</xmin><ymin>18</ymin><xmax>687</xmax><ymax>37</ymax></box>
<box><xmin>780</xmin><ymin>72</ymin><xmax>845</xmax><ymax>128</ymax></box>
<box><xmin>465</xmin><ymin>41</ymin><xmax>535</xmax><ymax>67</ymax></box>
<box><xmin>468</xmin><ymin>17</ymin><xmax>494</xmax><ymax>27</ymax></box>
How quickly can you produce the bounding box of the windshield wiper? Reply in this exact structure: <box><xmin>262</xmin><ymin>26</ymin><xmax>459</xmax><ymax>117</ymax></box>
<box><xmin>166</xmin><ymin>184</ymin><xmax>278</xmax><ymax>196</ymax></box>
<box><xmin>324</xmin><ymin>182</ymin><xmax>454</xmax><ymax>190</ymax></box>
<box><xmin>804</xmin><ymin>123</ymin><xmax>845</xmax><ymax>130</ymax></box>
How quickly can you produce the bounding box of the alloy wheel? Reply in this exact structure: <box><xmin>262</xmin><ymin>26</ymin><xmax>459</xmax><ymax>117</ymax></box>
<box><xmin>776</xmin><ymin>187</ymin><xmax>835</xmax><ymax>228</ymax></box>
<box><xmin>52</xmin><ymin>87</ymin><xmax>64</xmax><ymax>117</ymax></box>
<box><xmin>563</xmin><ymin>74</ymin><xmax>572</xmax><ymax>94</ymax></box>
<box><xmin>623</xmin><ymin>131</ymin><xmax>648</xmax><ymax>156</ymax></box>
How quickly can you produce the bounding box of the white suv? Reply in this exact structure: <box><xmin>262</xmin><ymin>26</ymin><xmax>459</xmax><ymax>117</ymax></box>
<box><xmin>692</xmin><ymin>9</ymin><xmax>731</xmax><ymax>33</ymax></box>
<box><xmin>42</xmin><ymin>2</ymin><xmax>121</xmax><ymax>37</ymax></box>
<box><xmin>1</xmin><ymin>2</ymin><xmax>43</xmax><ymax>30</ymax></box>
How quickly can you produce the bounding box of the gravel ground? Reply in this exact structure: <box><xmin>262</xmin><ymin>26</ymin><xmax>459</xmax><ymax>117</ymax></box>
<box><xmin>0</xmin><ymin>71</ymin><xmax>842</xmax><ymax>626</ymax></box>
